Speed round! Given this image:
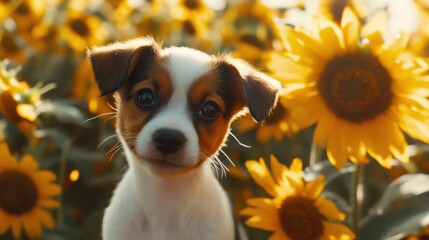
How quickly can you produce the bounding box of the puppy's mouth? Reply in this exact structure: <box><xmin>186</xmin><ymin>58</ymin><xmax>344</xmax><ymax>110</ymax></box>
<box><xmin>142</xmin><ymin>156</ymin><xmax>185</xmax><ymax>169</ymax></box>
<box><xmin>132</xmin><ymin>150</ymin><xmax>194</xmax><ymax>172</ymax></box>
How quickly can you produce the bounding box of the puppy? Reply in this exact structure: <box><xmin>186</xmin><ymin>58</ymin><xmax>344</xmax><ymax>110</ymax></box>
<box><xmin>89</xmin><ymin>37</ymin><xmax>280</xmax><ymax>240</ymax></box>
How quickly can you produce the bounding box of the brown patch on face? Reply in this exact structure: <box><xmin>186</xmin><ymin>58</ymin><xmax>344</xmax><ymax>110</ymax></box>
<box><xmin>188</xmin><ymin>61</ymin><xmax>247</xmax><ymax>163</ymax></box>
<box><xmin>116</xmin><ymin>57</ymin><xmax>173</xmax><ymax>154</ymax></box>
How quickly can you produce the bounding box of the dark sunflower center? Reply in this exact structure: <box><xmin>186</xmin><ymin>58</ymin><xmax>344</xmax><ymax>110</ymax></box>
<box><xmin>184</xmin><ymin>0</ymin><xmax>200</xmax><ymax>9</ymax></box>
<box><xmin>279</xmin><ymin>196</ymin><xmax>324</xmax><ymax>240</ymax></box>
<box><xmin>183</xmin><ymin>20</ymin><xmax>196</xmax><ymax>35</ymax></box>
<box><xmin>16</xmin><ymin>3</ymin><xmax>31</xmax><ymax>15</ymax></box>
<box><xmin>240</xmin><ymin>35</ymin><xmax>265</xmax><ymax>49</ymax></box>
<box><xmin>0</xmin><ymin>170</ymin><xmax>38</xmax><ymax>215</ymax></box>
<box><xmin>70</xmin><ymin>19</ymin><xmax>90</xmax><ymax>37</ymax></box>
<box><xmin>265</xmin><ymin>103</ymin><xmax>287</xmax><ymax>124</ymax></box>
<box><xmin>318</xmin><ymin>52</ymin><xmax>393</xmax><ymax>123</ymax></box>
<box><xmin>1</xmin><ymin>33</ymin><xmax>20</xmax><ymax>53</ymax></box>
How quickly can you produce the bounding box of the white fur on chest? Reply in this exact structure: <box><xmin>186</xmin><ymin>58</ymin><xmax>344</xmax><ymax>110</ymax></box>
<box><xmin>102</xmin><ymin>148</ymin><xmax>234</xmax><ymax>240</ymax></box>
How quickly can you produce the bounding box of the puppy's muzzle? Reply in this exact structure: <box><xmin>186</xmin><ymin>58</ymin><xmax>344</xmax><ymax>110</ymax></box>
<box><xmin>153</xmin><ymin>129</ymin><xmax>187</xmax><ymax>154</ymax></box>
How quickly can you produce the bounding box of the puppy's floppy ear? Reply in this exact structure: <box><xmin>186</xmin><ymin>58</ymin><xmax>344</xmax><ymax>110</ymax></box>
<box><xmin>218</xmin><ymin>58</ymin><xmax>281</xmax><ymax>123</ymax></box>
<box><xmin>87</xmin><ymin>37</ymin><xmax>159</xmax><ymax>96</ymax></box>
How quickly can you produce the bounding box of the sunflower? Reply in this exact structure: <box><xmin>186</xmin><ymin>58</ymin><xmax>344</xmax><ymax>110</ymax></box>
<box><xmin>0</xmin><ymin>60</ymin><xmax>54</xmax><ymax>135</ymax></box>
<box><xmin>171</xmin><ymin>0</ymin><xmax>214</xmax><ymax>24</ymax></box>
<box><xmin>221</xmin><ymin>0</ymin><xmax>280</xmax><ymax>58</ymax></box>
<box><xmin>236</xmin><ymin>97</ymin><xmax>299</xmax><ymax>142</ymax></box>
<box><xmin>135</xmin><ymin>0</ymin><xmax>174</xmax><ymax>41</ymax></box>
<box><xmin>0</xmin><ymin>121</ymin><xmax>5</xmax><ymax>141</ymax></box>
<box><xmin>7</xmin><ymin>0</ymin><xmax>45</xmax><ymax>36</ymax></box>
<box><xmin>242</xmin><ymin>156</ymin><xmax>355</xmax><ymax>240</ymax></box>
<box><xmin>269</xmin><ymin>7</ymin><xmax>429</xmax><ymax>169</ymax></box>
<box><xmin>0</xmin><ymin>143</ymin><xmax>61</xmax><ymax>239</ymax></box>
<box><xmin>0</xmin><ymin>62</ymin><xmax>35</xmax><ymax>135</ymax></box>
<box><xmin>60</xmin><ymin>8</ymin><xmax>106</xmax><ymax>53</ymax></box>
<box><xmin>167</xmin><ymin>0</ymin><xmax>214</xmax><ymax>49</ymax></box>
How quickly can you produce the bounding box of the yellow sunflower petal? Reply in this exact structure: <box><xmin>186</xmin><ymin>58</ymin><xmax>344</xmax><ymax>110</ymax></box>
<box><xmin>245</xmin><ymin>159</ymin><xmax>279</xmax><ymax>197</ymax></box>
<box><xmin>290</xmin><ymin>99</ymin><xmax>324</xmax><ymax>129</ymax></box>
<box><xmin>18</xmin><ymin>154</ymin><xmax>38</xmax><ymax>173</ymax></box>
<box><xmin>322</xmin><ymin>221</ymin><xmax>356</xmax><ymax>240</ymax></box>
<box><xmin>290</xmin><ymin>29</ymin><xmax>332</xmax><ymax>61</ymax></box>
<box><xmin>361</xmin><ymin>10</ymin><xmax>387</xmax><ymax>47</ymax></box>
<box><xmin>10</xmin><ymin>216</ymin><xmax>22</xmax><ymax>239</ymax></box>
<box><xmin>344</xmin><ymin>123</ymin><xmax>367</xmax><ymax>163</ymax></box>
<box><xmin>33</xmin><ymin>208</ymin><xmax>55</xmax><ymax>229</ymax></box>
<box><xmin>392</xmin><ymin>106</ymin><xmax>429</xmax><ymax>143</ymax></box>
<box><xmin>269</xmin><ymin>229</ymin><xmax>291</xmax><ymax>240</ymax></box>
<box><xmin>378</xmin><ymin>35</ymin><xmax>409</xmax><ymax>69</ymax></box>
<box><xmin>289</xmin><ymin>158</ymin><xmax>303</xmax><ymax>173</ymax></box>
<box><xmin>22</xmin><ymin>213</ymin><xmax>42</xmax><ymax>238</ymax></box>
<box><xmin>313</xmin><ymin>109</ymin><xmax>336</xmax><ymax>147</ymax></box>
<box><xmin>361</xmin><ymin>117</ymin><xmax>392</xmax><ymax>168</ymax></box>
<box><xmin>304</xmin><ymin>176</ymin><xmax>325</xmax><ymax>200</ymax></box>
<box><xmin>285</xmin><ymin>158</ymin><xmax>304</xmax><ymax>193</ymax></box>
<box><xmin>38</xmin><ymin>198</ymin><xmax>60</xmax><ymax>208</ymax></box>
<box><xmin>326</xmin><ymin>120</ymin><xmax>349</xmax><ymax>169</ymax></box>
<box><xmin>0</xmin><ymin>143</ymin><xmax>18</xmax><ymax>170</ymax></box>
<box><xmin>0</xmin><ymin>210</ymin><xmax>11</xmax><ymax>234</ymax></box>
<box><xmin>318</xmin><ymin>22</ymin><xmax>345</xmax><ymax>54</ymax></box>
<box><xmin>36</xmin><ymin>170</ymin><xmax>58</xmax><ymax>182</ymax></box>
<box><xmin>0</xmin><ymin>143</ymin><xmax>13</xmax><ymax>158</ymax></box>
<box><xmin>269</xmin><ymin>155</ymin><xmax>288</xmax><ymax>185</ymax></box>
<box><xmin>342</xmin><ymin>10</ymin><xmax>361</xmax><ymax>44</ymax></box>
<box><xmin>314</xmin><ymin>197</ymin><xmax>345</xmax><ymax>220</ymax></box>
<box><xmin>384</xmin><ymin>117</ymin><xmax>408</xmax><ymax>163</ymax></box>
<box><xmin>38</xmin><ymin>184</ymin><xmax>61</xmax><ymax>197</ymax></box>
<box><xmin>17</xmin><ymin>104</ymin><xmax>37</xmax><ymax>122</ymax></box>
<box><xmin>241</xmin><ymin>198</ymin><xmax>280</xmax><ymax>231</ymax></box>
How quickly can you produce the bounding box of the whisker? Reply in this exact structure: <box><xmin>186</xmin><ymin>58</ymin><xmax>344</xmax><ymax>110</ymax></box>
<box><xmin>208</xmin><ymin>158</ymin><xmax>219</xmax><ymax>177</ymax></box>
<box><xmin>84</xmin><ymin>112</ymin><xmax>116</xmax><ymax>123</ymax></box>
<box><xmin>198</xmin><ymin>150</ymin><xmax>221</xmax><ymax>177</ymax></box>
<box><xmin>107</xmin><ymin>143</ymin><xmax>122</xmax><ymax>155</ymax></box>
<box><xmin>107</xmin><ymin>102</ymin><xmax>117</xmax><ymax>111</ymax></box>
<box><xmin>107</xmin><ymin>115</ymin><xmax>117</xmax><ymax>121</ymax></box>
<box><xmin>120</xmin><ymin>164</ymin><xmax>129</xmax><ymax>173</ymax></box>
<box><xmin>98</xmin><ymin>134</ymin><xmax>118</xmax><ymax>148</ymax></box>
<box><xmin>214</xmin><ymin>155</ymin><xmax>228</xmax><ymax>178</ymax></box>
<box><xmin>219</xmin><ymin>149</ymin><xmax>235</xmax><ymax>167</ymax></box>
<box><xmin>229</xmin><ymin>130</ymin><xmax>251</xmax><ymax>149</ymax></box>
<box><xmin>109</xmin><ymin>146</ymin><xmax>123</xmax><ymax>162</ymax></box>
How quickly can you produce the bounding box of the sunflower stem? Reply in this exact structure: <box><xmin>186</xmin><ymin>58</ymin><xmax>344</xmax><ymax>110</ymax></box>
<box><xmin>57</xmin><ymin>137</ymin><xmax>72</xmax><ymax>227</ymax></box>
<box><xmin>350</xmin><ymin>164</ymin><xmax>364</xmax><ymax>233</ymax></box>
<box><xmin>309</xmin><ymin>141</ymin><xmax>323</xmax><ymax>167</ymax></box>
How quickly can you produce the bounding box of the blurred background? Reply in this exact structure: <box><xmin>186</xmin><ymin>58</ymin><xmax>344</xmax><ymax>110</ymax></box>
<box><xmin>1</xmin><ymin>0</ymin><xmax>429</xmax><ymax>239</ymax></box>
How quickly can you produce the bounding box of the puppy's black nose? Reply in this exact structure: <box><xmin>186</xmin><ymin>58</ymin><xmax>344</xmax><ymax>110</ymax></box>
<box><xmin>153</xmin><ymin>129</ymin><xmax>186</xmax><ymax>154</ymax></box>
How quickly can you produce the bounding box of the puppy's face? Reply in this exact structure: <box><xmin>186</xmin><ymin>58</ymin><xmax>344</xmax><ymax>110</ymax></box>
<box><xmin>89</xmin><ymin>38</ymin><xmax>280</xmax><ymax>177</ymax></box>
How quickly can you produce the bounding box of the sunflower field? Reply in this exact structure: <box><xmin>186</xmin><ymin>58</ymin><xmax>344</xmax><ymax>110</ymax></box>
<box><xmin>1</xmin><ymin>0</ymin><xmax>429</xmax><ymax>239</ymax></box>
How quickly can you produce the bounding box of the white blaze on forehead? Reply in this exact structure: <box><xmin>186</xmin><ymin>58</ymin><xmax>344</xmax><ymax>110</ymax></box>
<box><xmin>162</xmin><ymin>47</ymin><xmax>212</xmax><ymax>104</ymax></box>
<box><xmin>134</xmin><ymin>47</ymin><xmax>211</xmax><ymax>166</ymax></box>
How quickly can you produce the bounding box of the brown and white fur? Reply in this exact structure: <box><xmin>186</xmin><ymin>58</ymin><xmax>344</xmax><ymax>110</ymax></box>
<box><xmin>88</xmin><ymin>37</ymin><xmax>280</xmax><ymax>240</ymax></box>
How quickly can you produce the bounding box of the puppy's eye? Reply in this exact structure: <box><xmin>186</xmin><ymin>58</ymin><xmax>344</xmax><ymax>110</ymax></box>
<box><xmin>135</xmin><ymin>88</ymin><xmax>156</xmax><ymax>108</ymax></box>
<box><xmin>199</xmin><ymin>101</ymin><xmax>220</xmax><ymax>121</ymax></box>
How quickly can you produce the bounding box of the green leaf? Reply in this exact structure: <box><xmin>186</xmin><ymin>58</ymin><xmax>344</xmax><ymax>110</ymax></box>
<box><xmin>359</xmin><ymin>205</ymin><xmax>429</xmax><ymax>240</ymax></box>
<box><xmin>37</xmin><ymin>101</ymin><xmax>89</xmax><ymax>127</ymax></box>
<box><xmin>81</xmin><ymin>210</ymin><xmax>103</xmax><ymax>240</ymax></box>
<box><xmin>369</xmin><ymin>174</ymin><xmax>429</xmax><ymax>215</ymax></box>
<box><xmin>303</xmin><ymin>160</ymin><xmax>356</xmax><ymax>184</ymax></box>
